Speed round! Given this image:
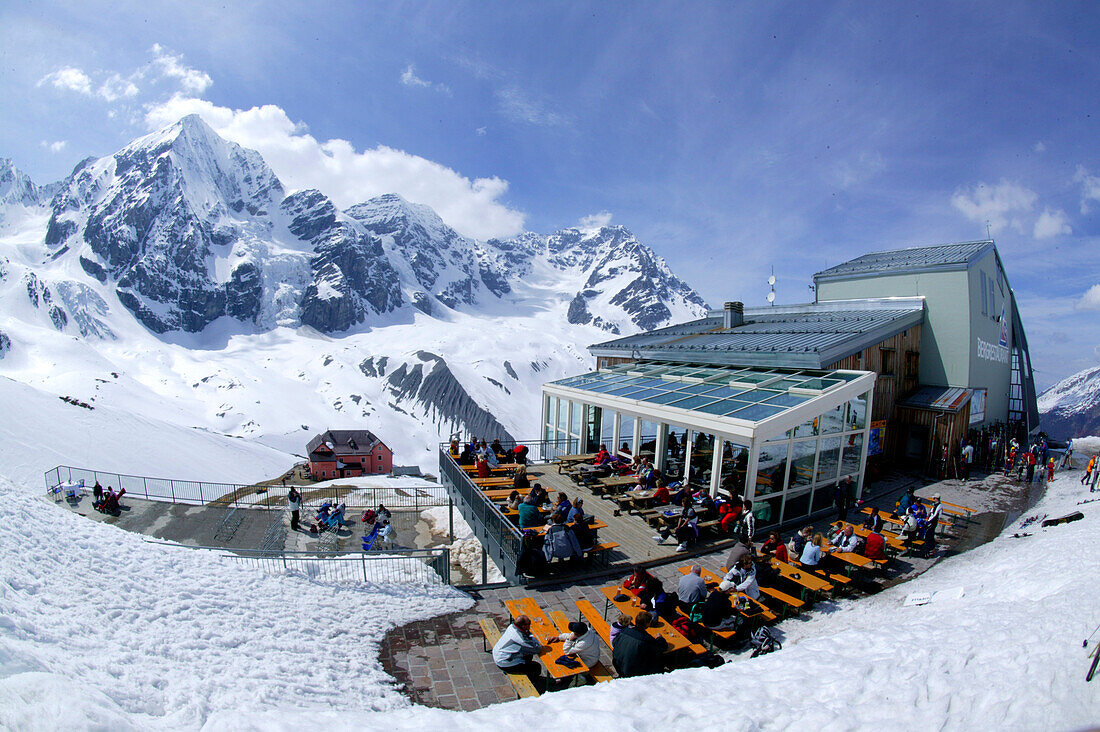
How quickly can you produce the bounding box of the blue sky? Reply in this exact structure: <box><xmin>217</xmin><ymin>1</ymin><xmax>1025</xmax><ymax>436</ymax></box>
<box><xmin>2</xmin><ymin>1</ymin><xmax>1098</xmax><ymax>390</ymax></box>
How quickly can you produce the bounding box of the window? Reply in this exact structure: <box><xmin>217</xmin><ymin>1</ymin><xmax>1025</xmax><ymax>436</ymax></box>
<box><xmin>880</xmin><ymin>348</ymin><xmax>896</xmax><ymax>376</ymax></box>
<box><xmin>980</xmin><ymin>271</ymin><xmax>988</xmax><ymax>316</ymax></box>
<box><xmin>905</xmin><ymin>351</ymin><xmax>920</xmax><ymax>379</ymax></box>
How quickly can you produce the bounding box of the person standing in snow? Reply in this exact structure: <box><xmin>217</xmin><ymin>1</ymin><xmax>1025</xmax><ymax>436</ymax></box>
<box><xmin>287</xmin><ymin>486</ymin><xmax>302</xmax><ymax>531</ymax></box>
<box><xmin>1082</xmin><ymin>454</ymin><xmax>1096</xmax><ymax>486</ymax></box>
<box><xmin>926</xmin><ymin>494</ymin><xmax>943</xmax><ymax>550</ymax></box>
<box><xmin>961</xmin><ymin>442</ymin><xmax>975</xmax><ymax>481</ymax></box>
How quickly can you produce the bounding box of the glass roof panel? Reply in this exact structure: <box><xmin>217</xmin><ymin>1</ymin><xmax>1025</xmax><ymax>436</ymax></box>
<box><xmin>726</xmin><ymin>403</ymin><xmax>787</xmax><ymax>420</ymax></box>
<box><xmin>550</xmin><ymin>363</ymin><xmax>869</xmax><ymax>426</ymax></box>
<box><xmin>668</xmin><ymin>394</ymin><xmax>723</xmax><ymax>410</ymax></box>
<box><xmin>764</xmin><ymin>392</ymin><xmax>811</xmax><ymax>407</ymax></box>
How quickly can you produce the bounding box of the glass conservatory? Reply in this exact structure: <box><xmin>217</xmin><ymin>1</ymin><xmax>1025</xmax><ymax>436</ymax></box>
<box><xmin>541</xmin><ymin>361</ymin><xmax>875</xmax><ymax>531</ymax></box>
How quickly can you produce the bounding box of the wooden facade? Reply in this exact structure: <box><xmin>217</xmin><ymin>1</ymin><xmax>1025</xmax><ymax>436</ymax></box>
<box><xmin>827</xmin><ymin>323</ymin><xmax>922</xmax><ymax>423</ymax></box>
<box><xmin>894</xmin><ymin>401</ymin><xmax>972</xmax><ymax>473</ymax></box>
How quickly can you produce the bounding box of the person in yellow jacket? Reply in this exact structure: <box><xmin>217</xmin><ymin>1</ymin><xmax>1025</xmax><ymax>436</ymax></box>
<box><xmin>1083</xmin><ymin>454</ymin><xmax>1097</xmax><ymax>487</ymax></box>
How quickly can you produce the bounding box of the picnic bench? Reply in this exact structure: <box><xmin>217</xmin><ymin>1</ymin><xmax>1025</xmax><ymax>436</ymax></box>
<box><xmin>600</xmin><ymin>586</ymin><xmax>706</xmax><ymax>655</ymax></box>
<box><xmin>832</xmin><ymin>521</ymin><xmax>907</xmax><ymax>554</ymax></box>
<box><xmin>597</xmin><ymin>475</ymin><xmax>638</xmax><ymax>494</ymax></box>
<box><xmin>554</xmin><ymin>454</ymin><xmax>598</xmax><ymax>473</ymax></box>
<box><xmin>714</xmin><ymin>565</ymin><xmax>805</xmax><ymax>618</ymax></box>
<box><xmin>754</xmin><ymin>553</ymin><xmax>835</xmax><ymax>599</ymax></box>
<box><xmin>478</xmin><ymin>618</ymin><xmax>541</xmax><ymax>698</ymax></box>
<box><xmin>503</xmin><ymin>598</ymin><xmax>591</xmax><ymax>685</ymax></box>
<box><xmin>482</xmin><ymin>487</ymin><xmax>533</xmax><ymax>500</ymax></box>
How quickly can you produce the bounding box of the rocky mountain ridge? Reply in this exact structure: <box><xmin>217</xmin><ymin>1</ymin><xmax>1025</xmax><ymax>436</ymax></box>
<box><xmin>0</xmin><ymin>116</ymin><xmax>708</xmax><ymax>461</ymax></box>
<box><xmin>1039</xmin><ymin>364</ymin><xmax>1100</xmax><ymax>440</ymax></box>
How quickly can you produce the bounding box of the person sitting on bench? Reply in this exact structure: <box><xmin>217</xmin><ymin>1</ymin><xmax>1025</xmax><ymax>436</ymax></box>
<box><xmin>701</xmin><ymin>587</ymin><xmax>740</xmax><ymax>630</ymax></box>
<box><xmin>862</xmin><ymin>510</ymin><xmax>884</xmax><ymax>533</ymax></box>
<box><xmin>831</xmin><ymin>524</ymin><xmax>860</xmax><ymax>553</ymax></box>
<box><xmin>623</xmin><ymin>566</ymin><xmax>653</xmax><ymax>596</ymax></box>
<box><xmin>542</xmin><ymin>513</ymin><xmax>582</xmax><ymax>563</ymax></box>
<box><xmin>612</xmin><ymin>611</ymin><xmax>667</xmax><ymax>678</ymax></box>
<box><xmin>760</xmin><ymin>531</ymin><xmax>789</xmax><ymax>562</ymax></box>
<box><xmin>862</xmin><ymin>530</ymin><xmax>887</xmax><ymax>560</ymax></box>
<box><xmin>492</xmin><ymin>615</ymin><xmax>549</xmax><ymax>685</ymax></box>
<box><xmin>719</xmin><ymin>553</ymin><xmax>760</xmax><ymax>600</ymax></box>
<box><xmin>800</xmin><ymin>533</ymin><xmax>826</xmax><ymax>566</ymax></box>
<box><xmin>654</xmin><ymin>496</ymin><xmax>698</xmax><ymax>552</ymax></box>
<box><xmin>559</xmin><ymin>621</ymin><xmax>601</xmax><ymax>667</ymax></box>
<box><xmin>677</xmin><ymin>565</ymin><xmax>708</xmax><ymax>611</ymax></box>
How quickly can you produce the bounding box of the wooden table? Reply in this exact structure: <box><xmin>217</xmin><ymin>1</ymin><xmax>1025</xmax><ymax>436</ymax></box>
<box><xmin>482</xmin><ymin>487</ymin><xmax>532</xmax><ymax>500</ymax></box>
<box><xmin>555</xmin><ymin>454</ymin><xmax>598</xmax><ymax>472</ymax></box>
<box><xmin>599</xmin><ymin>586</ymin><xmax>697</xmax><ymax>654</ymax></box>
<box><xmin>598</xmin><ymin>475</ymin><xmax>638</xmax><ymax>493</ymax></box>
<box><xmin>500</xmin><ymin>505</ymin><xmax>548</xmax><ymax>520</ymax></box>
<box><xmin>822</xmin><ymin>547</ymin><xmax>873</xmax><ymax>570</ymax></box>
<box><xmin>753</xmin><ymin>553</ymin><xmax>834</xmax><ymax>597</ymax></box>
<box><xmin>461</xmin><ymin>464</ymin><xmax>516</xmax><ymax>475</ymax></box>
<box><xmin>533</xmin><ymin>518</ymin><xmax>608</xmax><ymax>536</ymax></box>
<box><xmin>474</xmin><ymin>476</ymin><xmax>517</xmax><ymax>487</ymax></box>
<box><xmin>503</xmin><ymin>598</ymin><xmax>590</xmax><ymax>681</ymax></box>
<box><xmin>832</xmin><ymin>521</ymin><xmax>906</xmax><ymax>552</ymax></box>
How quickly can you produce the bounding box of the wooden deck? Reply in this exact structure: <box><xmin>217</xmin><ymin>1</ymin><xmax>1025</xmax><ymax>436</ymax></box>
<box><xmin>523</xmin><ymin>464</ymin><xmax>735</xmax><ymax>575</ymax></box>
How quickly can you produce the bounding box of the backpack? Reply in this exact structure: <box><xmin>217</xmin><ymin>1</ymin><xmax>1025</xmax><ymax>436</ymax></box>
<box><xmin>749</xmin><ymin>626</ymin><xmax>781</xmax><ymax>658</ymax></box>
<box><xmin>670</xmin><ymin>615</ymin><xmax>697</xmax><ymax>642</ymax></box>
<box><xmin>361</xmin><ymin>509</ymin><xmax>376</xmax><ymax>524</ymax></box>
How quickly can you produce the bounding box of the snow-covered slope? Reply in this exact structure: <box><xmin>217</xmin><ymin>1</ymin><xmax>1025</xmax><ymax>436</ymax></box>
<box><xmin>0</xmin><ymin>121</ymin><xmax>708</xmax><ymax>468</ymax></box>
<box><xmin>1039</xmin><ymin>364</ymin><xmax>1100</xmax><ymax>440</ymax></box>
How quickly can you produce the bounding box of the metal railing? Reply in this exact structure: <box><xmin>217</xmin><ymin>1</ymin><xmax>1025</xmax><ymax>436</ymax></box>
<box><xmin>43</xmin><ymin>465</ymin><xmax>448</xmax><ymax>512</ymax></box>
<box><xmin>220</xmin><ymin>547</ymin><xmax>451</xmax><ymax>585</ymax></box>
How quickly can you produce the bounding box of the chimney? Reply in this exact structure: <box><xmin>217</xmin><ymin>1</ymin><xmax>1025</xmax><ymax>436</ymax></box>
<box><xmin>723</xmin><ymin>301</ymin><xmax>744</xmax><ymax>329</ymax></box>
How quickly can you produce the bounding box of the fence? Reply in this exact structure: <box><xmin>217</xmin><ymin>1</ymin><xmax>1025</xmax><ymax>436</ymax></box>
<box><xmin>220</xmin><ymin>547</ymin><xmax>451</xmax><ymax>585</ymax></box>
<box><xmin>436</xmin><ymin>437</ymin><xmax>581</xmax><ymax>583</ymax></box>
<box><xmin>43</xmin><ymin>465</ymin><xmax>448</xmax><ymax>512</ymax></box>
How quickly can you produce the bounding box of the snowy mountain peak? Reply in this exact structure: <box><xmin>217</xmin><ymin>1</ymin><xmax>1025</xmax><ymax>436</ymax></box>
<box><xmin>0</xmin><ymin>158</ymin><xmax>47</xmax><ymax>208</ymax></box>
<box><xmin>1038</xmin><ymin>364</ymin><xmax>1100</xmax><ymax>439</ymax></box>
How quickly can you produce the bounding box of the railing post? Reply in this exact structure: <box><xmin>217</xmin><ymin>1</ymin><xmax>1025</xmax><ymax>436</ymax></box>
<box><xmin>170</xmin><ymin>480</ymin><xmax>175</xmax><ymax>503</ymax></box>
<box><xmin>144</xmin><ymin>477</ymin><xmax>149</xmax><ymax>500</ymax></box>
<box><xmin>362</xmin><ymin>554</ymin><xmax>368</xmax><ymax>582</ymax></box>
<box><xmin>448</xmin><ymin>498</ymin><xmax>454</xmax><ymax>544</ymax></box>
<box><xmin>481</xmin><ymin>544</ymin><xmax>488</xmax><ymax>585</ymax></box>
<box><xmin>199</xmin><ymin>482</ymin><xmax>204</xmax><ymax>504</ymax></box>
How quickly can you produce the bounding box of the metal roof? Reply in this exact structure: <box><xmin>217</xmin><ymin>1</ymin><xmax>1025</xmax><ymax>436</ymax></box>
<box><xmin>896</xmin><ymin>386</ymin><xmax>973</xmax><ymax>413</ymax></box>
<box><xmin>814</xmin><ymin>240</ymin><xmax>993</xmax><ymax>282</ymax></box>
<box><xmin>589</xmin><ymin>298</ymin><xmax>924</xmax><ymax>369</ymax></box>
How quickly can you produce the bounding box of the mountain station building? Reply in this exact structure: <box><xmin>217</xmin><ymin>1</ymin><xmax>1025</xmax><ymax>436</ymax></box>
<box><xmin>540</xmin><ymin>240</ymin><xmax>1038</xmax><ymax>532</ymax></box>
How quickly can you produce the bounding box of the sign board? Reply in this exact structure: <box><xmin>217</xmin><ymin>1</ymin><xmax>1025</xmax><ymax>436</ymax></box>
<box><xmin>969</xmin><ymin>388</ymin><xmax>987</xmax><ymax>425</ymax></box>
<box><xmin>868</xmin><ymin>420</ymin><xmax>887</xmax><ymax>456</ymax></box>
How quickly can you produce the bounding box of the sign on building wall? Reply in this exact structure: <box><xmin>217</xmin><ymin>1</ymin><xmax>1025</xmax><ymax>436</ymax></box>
<box><xmin>868</xmin><ymin>420</ymin><xmax>887</xmax><ymax>456</ymax></box>
<box><xmin>969</xmin><ymin>388</ymin><xmax>987</xmax><ymax>425</ymax></box>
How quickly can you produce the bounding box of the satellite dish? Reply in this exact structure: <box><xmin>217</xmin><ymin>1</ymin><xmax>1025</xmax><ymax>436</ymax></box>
<box><xmin>766</xmin><ymin>292</ymin><xmax>776</xmax><ymax>303</ymax></box>
<box><xmin>768</xmin><ymin>275</ymin><xmax>776</xmax><ymax>285</ymax></box>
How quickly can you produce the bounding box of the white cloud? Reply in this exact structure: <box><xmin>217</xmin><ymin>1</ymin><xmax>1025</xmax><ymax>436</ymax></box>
<box><xmin>144</xmin><ymin>96</ymin><xmax>525</xmax><ymax>241</ymax></box>
<box><xmin>1033</xmin><ymin>141</ymin><xmax>1046</xmax><ymax>153</ymax></box>
<box><xmin>1074</xmin><ymin>165</ymin><xmax>1100</xmax><ymax>215</ymax></box>
<box><xmin>1033</xmin><ymin>207</ymin><xmax>1072</xmax><ymax>239</ymax></box>
<box><xmin>150</xmin><ymin>44</ymin><xmax>212</xmax><ymax>95</ymax></box>
<box><xmin>496</xmin><ymin>86</ymin><xmax>569</xmax><ymax>127</ymax></box>
<box><xmin>39</xmin><ymin>140</ymin><xmax>68</xmax><ymax>153</ymax></box>
<box><xmin>951</xmin><ymin>180</ymin><xmax>1037</xmax><ymax>235</ymax></box>
<box><xmin>38</xmin><ymin>67</ymin><xmax>93</xmax><ymax>95</ymax></box>
<box><xmin>1076</xmin><ymin>284</ymin><xmax>1100</xmax><ymax>311</ymax></box>
<box><xmin>831</xmin><ymin>152</ymin><xmax>885</xmax><ymax>190</ymax></box>
<box><xmin>400</xmin><ymin>65</ymin><xmax>431</xmax><ymax>89</ymax></box>
<box><xmin>578</xmin><ymin>211</ymin><xmax>613</xmax><ymax>231</ymax></box>
<box><xmin>399</xmin><ymin>64</ymin><xmax>451</xmax><ymax>95</ymax></box>
<box><xmin>99</xmin><ymin>73</ymin><xmax>140</xmax><ymax>102</ymax></box>
<box><xmin>475</xmin><ymin>126</ymin><xmax>487</xmax><ymax>136</ymax></box>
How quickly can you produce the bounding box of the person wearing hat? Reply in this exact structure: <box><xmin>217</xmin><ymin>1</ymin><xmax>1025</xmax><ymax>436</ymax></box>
<box><xmin>926</xmin><ymin>494</ymin><xmax>943</xmax><ymax>551</ymax></box>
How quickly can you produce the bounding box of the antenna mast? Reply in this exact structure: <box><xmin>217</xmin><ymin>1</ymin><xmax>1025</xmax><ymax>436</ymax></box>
<box><xmin>767</xmin><ymin>267</ymin><xmax>776</xmax><ymax>306</ymax></box>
